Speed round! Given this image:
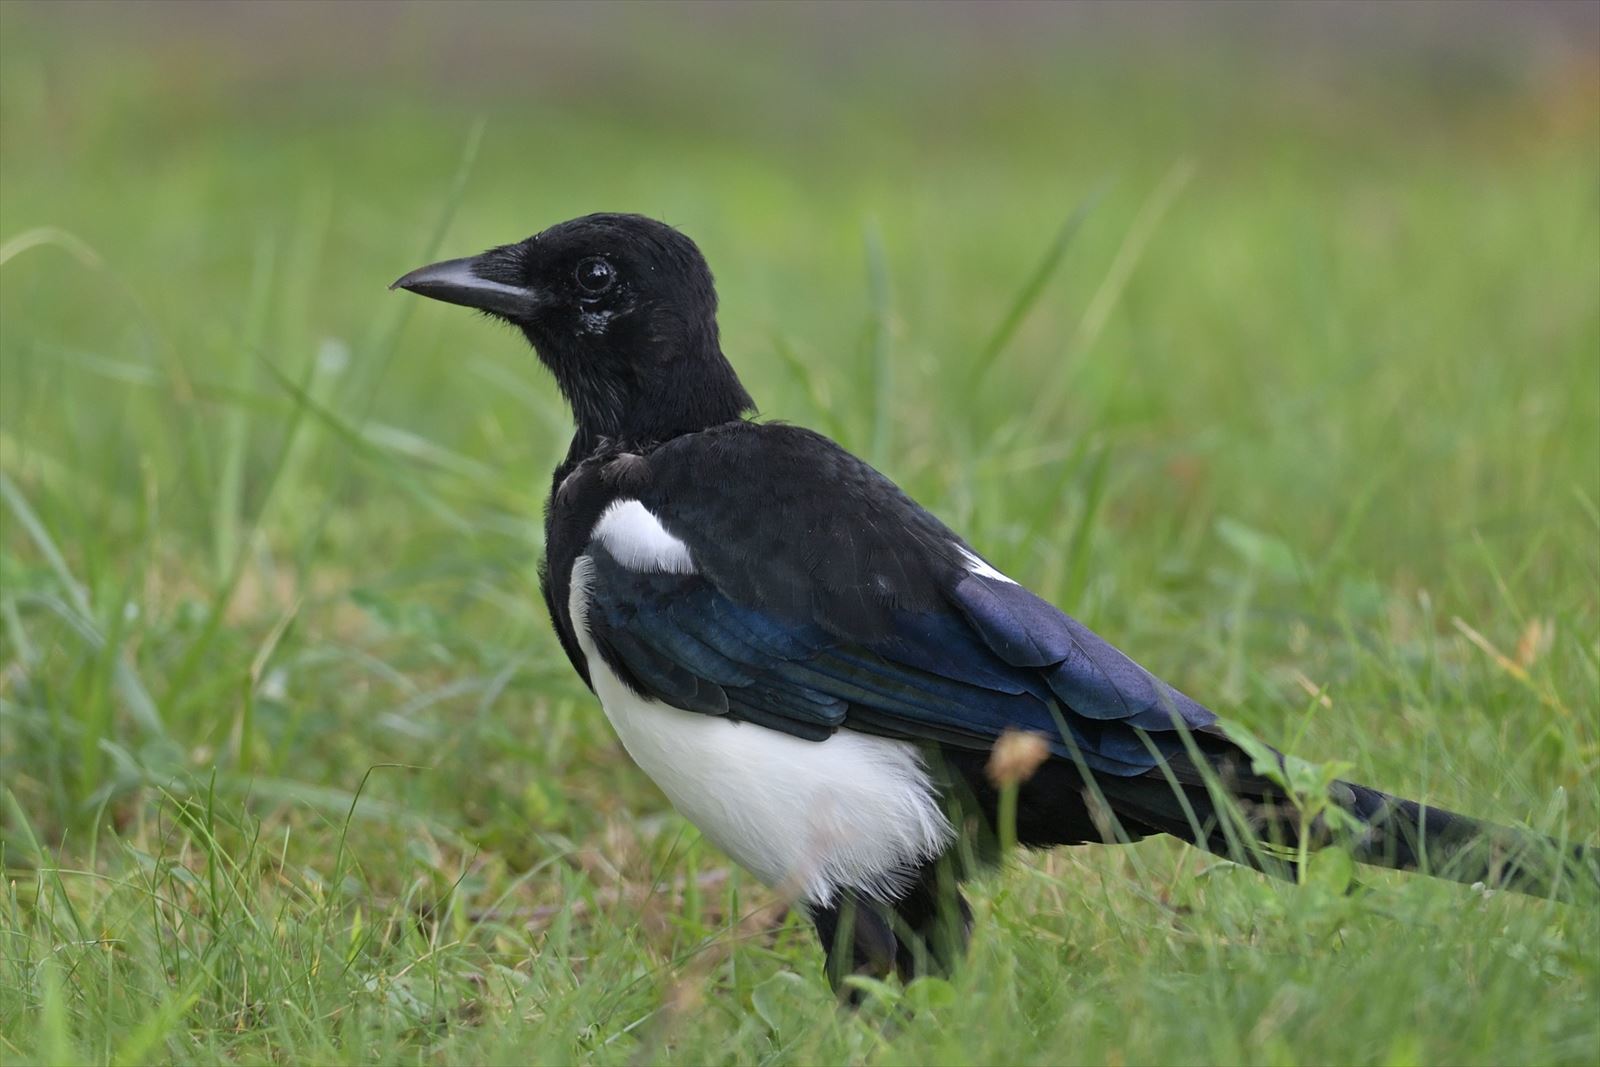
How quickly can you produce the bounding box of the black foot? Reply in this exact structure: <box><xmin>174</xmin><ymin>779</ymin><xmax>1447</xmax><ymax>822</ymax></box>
<box><xmin>808</xmin><ymin>858</ymin><xmax>973</xmax><ymax>998</ymax></box>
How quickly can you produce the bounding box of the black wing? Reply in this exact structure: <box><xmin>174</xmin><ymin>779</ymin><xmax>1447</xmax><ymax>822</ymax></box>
<box><xmin>557</xmin><ymin>422</ymin><xmax>1216</xmax><ymax>777</ymax></box>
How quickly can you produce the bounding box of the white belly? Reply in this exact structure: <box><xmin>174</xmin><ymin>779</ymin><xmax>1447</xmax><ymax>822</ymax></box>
<box><xmin>568</xmin><ymin>555</ymin><xmax>952</xmax><ymax>905</ymax></box>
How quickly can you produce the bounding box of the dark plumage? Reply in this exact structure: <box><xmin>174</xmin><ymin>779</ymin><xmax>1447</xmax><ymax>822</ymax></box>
<box><xmin>394</xmin><ymin>213</ymin><xmax>1596</xmax><ymax>992</ymax></box>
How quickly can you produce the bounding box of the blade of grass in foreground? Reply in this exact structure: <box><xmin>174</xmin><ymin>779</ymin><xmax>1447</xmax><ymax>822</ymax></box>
<box><xmin>967</xmin><ymin>182</ymin><xmax>1109</xmax><ymax>393</ymax></box>
<box><xmin>336</xmin><ymin>118</ymin><xmax>487</xmax><ymax>420</ymax></box>
<box><xmin>0</xmin><ymin>473</ymin><xmax>165</xmax><ymax>740</ymax></box>
<box><xmin>213</xmin><ymin>237</ymin><xmax>277</xmax><ymax>581</ymax></box>
<box><xmin>863</xmin><ymin>219</ymin><xmax>893</xmax><ymax>468</ymax></box>
<box><xmin>1025</xmin><ymin>160</ymin><xmax>1195</xmax><ymax>439</ymax></box>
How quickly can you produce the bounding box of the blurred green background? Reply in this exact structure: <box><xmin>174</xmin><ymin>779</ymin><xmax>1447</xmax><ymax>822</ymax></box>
<box><xmin>2</xmin><ymin>3</ymin><xmax>1597</xmax><ymax>1064</ymax></box>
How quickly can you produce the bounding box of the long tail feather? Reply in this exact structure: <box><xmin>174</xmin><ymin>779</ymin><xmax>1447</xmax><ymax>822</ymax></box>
<box><xmin>1331</xmin><ymin>780</ymin><xmax>1596</xmax><ymax>899</ymax></box>
<box><xmin>1095</xmin><ymin>738</ymin><xmax>1598</xmax><ymax>901</ymax></box>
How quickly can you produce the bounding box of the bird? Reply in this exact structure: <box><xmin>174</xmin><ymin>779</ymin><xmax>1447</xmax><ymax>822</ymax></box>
<box><xmin>393</xmin><ymin>213</ymin><xmax>1595</xmax><ymax>991</ymax></box>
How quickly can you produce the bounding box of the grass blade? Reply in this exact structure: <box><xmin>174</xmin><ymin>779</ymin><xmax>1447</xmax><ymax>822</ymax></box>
<box><xmin>969</xmin><ymin>182</ymin><xmax>1108</xmax><ymax>389</ymax></box>
<box><xmin>864</xmin><ymin>219</ymin><xmax>893</xmax><ymax>467</ymax></box>
<box><xmin>213</xmin><ymin>237</ymin><xmax>277</xmax><ymax>580</ymax></box>
<box><xmin>1076</xmin><ymin>159</ymin><xmax>1195</xmax><ymax>356</ymax></box>
<box><xmin>0</xmin><ymin>476</ymin><xmax>165</xmax><ymax>739</ymax></box>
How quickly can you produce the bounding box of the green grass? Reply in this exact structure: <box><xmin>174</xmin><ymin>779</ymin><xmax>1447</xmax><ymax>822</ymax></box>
<box><xmin>2</xmin><ymin>5</ymin><xmax>1597</xmax><ymax>1064</ymax></box>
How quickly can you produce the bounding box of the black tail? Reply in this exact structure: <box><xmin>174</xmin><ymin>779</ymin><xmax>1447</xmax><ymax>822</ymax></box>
<box><xmin>1093</xmin><ymin>734</ymin><xmax>1599</xmax><ymax>901</ymax></box>
<box><xmin>820</xmin><ymin>743</ymin><xmax>1595</xmax><ymax>994</ymax></box>
<box><xmin>1327</xmin><ymin>779</ymin><xmax>1595</xmax><ymax>898</ymax></box>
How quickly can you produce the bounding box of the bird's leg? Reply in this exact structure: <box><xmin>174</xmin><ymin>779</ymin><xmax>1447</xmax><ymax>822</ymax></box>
<box><xmin>886</xmin><ymin>856</ymin><xmax>973</xmax><ymax>981</ymax></box>
<box><xmin>810</xmin><ymin>894</ymin><xmax>898</xmax><ymax>1000</ymax></box>
<box><xmin>809</xmin><ymin>857</ymin><xmax>974</xmax><ymax>1000</ymax></box>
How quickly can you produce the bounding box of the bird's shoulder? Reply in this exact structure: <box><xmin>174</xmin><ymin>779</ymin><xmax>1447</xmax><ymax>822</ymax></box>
<box><xmin>565</xmin><ymin>422</ymin><xmax>968</xmax><ymax>631</ymax></box>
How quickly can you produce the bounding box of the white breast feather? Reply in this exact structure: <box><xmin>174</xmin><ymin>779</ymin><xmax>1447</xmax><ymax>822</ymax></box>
<box><xmin>568</xmin><ymin>555</ymin><xmax>952</xmax><ymax>904</ymax></box>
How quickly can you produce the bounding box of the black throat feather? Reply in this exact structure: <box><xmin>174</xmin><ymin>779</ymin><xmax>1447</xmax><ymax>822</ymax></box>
<box><xmin>528</xmin><ymin>303</ymin><xmax>755</xmax><ymax>474</ymax></box>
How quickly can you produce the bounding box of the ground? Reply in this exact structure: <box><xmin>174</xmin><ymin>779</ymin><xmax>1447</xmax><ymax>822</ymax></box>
<box><xmin>1</xmin><ymin>4</ymin><xmax>1597</xmax><ymax>1064</ymax></box>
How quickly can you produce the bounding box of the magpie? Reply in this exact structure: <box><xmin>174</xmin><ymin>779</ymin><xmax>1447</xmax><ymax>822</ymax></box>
<box><xmin>394</xmin><ymin>213</ymin><xmax>1595</xmax><ymax>989</ymax></box>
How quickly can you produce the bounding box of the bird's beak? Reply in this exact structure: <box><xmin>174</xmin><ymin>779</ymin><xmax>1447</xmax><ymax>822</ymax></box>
<box><xmin>390</xmin><ymin>253</ymin><xmax>546</xmax><ymax>319</ymax></box>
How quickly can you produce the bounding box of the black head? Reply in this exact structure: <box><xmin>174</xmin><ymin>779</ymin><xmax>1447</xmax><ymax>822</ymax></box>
<box><xmin>393</xmin><ymin>213</ymin><xmax>754</xmax><ymax>449</ymax></box>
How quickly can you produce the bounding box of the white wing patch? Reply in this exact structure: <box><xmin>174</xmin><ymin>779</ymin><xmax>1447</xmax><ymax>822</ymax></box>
<box><xmin>566</xmin><ymin>556</ymin><xmax>952</xmax><ymax>905</ymax></box>
<box><xmin>958</xmin><ymin>545</ymin><xmax>1018</xmax><ymax>585</ymax></box>
<box><xmin>592</xmin><ymin>499</ymin><xmax>695</xmax><ymax>574</ymax></box>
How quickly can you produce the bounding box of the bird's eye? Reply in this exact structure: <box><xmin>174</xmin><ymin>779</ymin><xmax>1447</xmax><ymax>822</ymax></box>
<box><xmin>575</xmin><ymin>257</ymin><xmax>615</xmax><ymax>294</ymax></box>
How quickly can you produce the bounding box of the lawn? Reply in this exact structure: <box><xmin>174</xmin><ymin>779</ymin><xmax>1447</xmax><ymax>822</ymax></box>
<box><xmin>1</xmin><ymin>4</ymin><xmax>1597</xmax><ymax>1064</ymax></box>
